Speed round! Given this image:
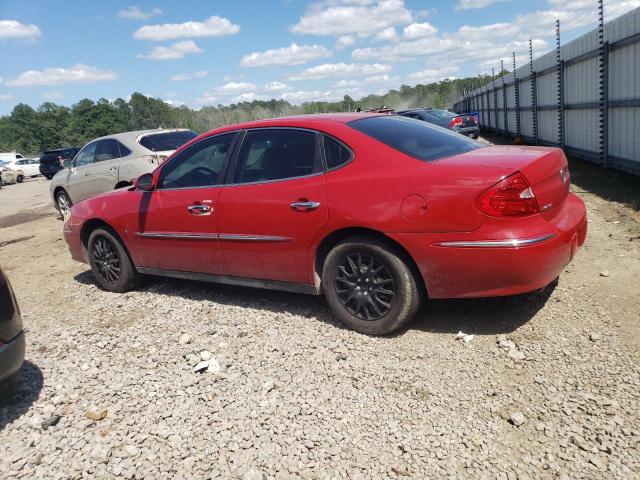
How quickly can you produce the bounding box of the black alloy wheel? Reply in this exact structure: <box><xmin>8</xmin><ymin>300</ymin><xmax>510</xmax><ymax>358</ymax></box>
<box><xmin>91</xmin><ymin>236</ymin><xmax>121</xmax><ymax>285</ymax></box>
<box><xmin>335</xmin><ymin>252</ymin><xmax>396</xmax><ymax>321</ymax></box>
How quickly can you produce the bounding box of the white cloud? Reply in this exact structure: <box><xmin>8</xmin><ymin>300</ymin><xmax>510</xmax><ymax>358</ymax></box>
<box><xmin>264</xmin><ymin>81</ymin><xmax>288</xmax><ymax>92</ymax></box>
<box><xmin>406</xmin><ymin>66</ymin><xmax>460</xmax><ymax>84</ymax></box>
<box><xmin>291</xmin><ymin>0</ymin><xmax>412</xmax><ymax>37</ymax></box>
<box><xmin>240</xmin><ymin>43</ymin><xmax>332</xmax><ymax>67</ymax></box>
<box><xmin>287</xmin><ymin>62</ymin><xmax>391</xmax><ymax>81</ymax></box>
<box><xmin>336</xmin><ymin>35</ymin><xmax>356</xmax><ymax>49</ymax></box>
<box><xmin>0</xmin><ymin>20</ymin><xmax>42</xmax><ymax>40</ymax></box>
<box><xmin>455</xmin><ymin>0</ymin><xmax>503</xmax><ymax>10</ymax></box>
<box><xmin>118</xmin><ymin>6</ymin><xmax>162</xmax><ymax>20</ymax></box>
<box><xmin>375</xmin><ymin>27</ymin><xmax>398</xmax><ymax>41</ymax></box>
<box><xmin>133</xmin><ymin>16</ymin><xmax>239</xmax><ymax>41</ymax></box>
<box><xmin>5</xmin><ymin>64</ymin><xmax>118</xmax><ymax>87</ymax></box>
<box><xmin>170</xmin><ymin>70</ymin><xmax>208</xmax><ymax>82</ymax></box>
<box><xmin>0</xmin><ymin>94</ymin><xmax>13</xmax><ymax>101</ymax></box>
<box><xmin>281</xmin><ymin>87</ymin><xmax>365</xmax><ymax>104</ymax></box>
<box><xmin>137</xmin><ymin>40</ymin><xmax>203</xmax><ymax>60</ymax></box>
<box><xmin>402</xmin><ymin>22</ymin><xmax>437</xmax><ymax>39</ymax></box>
<box><xmin>163</xmin><ymin>99</ymin><xmax>186</xmax><ymax>106</ymax></box>
<box><xmin>230</xmin><ymin>93</ymin><xmax>269</xmax><ymax>103</ymax></box>
<box><xmin>42</xmin><ymin>91</ymin><xmax>64</xmax><ymax>101</ymax></box>
<box><xmin>204</xmin><ymin>82</ymin><xmax>257</xmax><ymax>97</ymax></box>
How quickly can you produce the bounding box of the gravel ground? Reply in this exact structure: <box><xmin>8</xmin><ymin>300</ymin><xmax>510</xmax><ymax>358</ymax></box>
<box><xmin>0</xmin><ymin>160</ymin><xmax>639</xmax><ymax>479</ymax></box>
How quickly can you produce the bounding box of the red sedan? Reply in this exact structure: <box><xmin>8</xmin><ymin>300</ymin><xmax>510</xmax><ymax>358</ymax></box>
<box><xmin>63</xmin><ymin>113</ymin><xmax>587</xmax><ymax>335</ymax></box>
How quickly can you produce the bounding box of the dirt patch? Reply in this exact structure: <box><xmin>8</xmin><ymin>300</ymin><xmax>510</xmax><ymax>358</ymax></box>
<box><xmin>0</xmin><ymin>207</ymin><xmax>52</xmax><ymax>229</ymax></box>
<box><xmin>0</xmin><ymin>236</ymin><xmax>35</xmax><ymax>248</ymax></box>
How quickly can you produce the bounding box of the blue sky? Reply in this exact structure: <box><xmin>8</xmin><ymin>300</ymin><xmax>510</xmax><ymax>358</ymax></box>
<box><xmin>0</xmin><ymin>0</ymin><xmax>637</xmax><ymax>114</ymax></box>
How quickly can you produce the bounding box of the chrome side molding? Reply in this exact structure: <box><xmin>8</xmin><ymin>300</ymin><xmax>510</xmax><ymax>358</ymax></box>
<box><xmin>135</xmin><ymin>232</ymin><xmax>292</xmax><ymax>242</ymax></box>
<box><xmin>435</xmin><ymin>233</ymin><xmax>557</xmax><ymax>248</ymax></box>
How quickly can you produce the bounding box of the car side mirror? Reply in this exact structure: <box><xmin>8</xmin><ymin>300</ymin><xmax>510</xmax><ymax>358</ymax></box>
<box><xmin>135</xmin><ymin>173</ymin><xmax>155</xmax><ymax>191</ymax></box>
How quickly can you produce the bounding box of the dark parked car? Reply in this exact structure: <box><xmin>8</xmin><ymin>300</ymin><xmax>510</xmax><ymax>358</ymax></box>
<box><xmin>39</xmin><ymin>147</ymin><xmax>80</xmax><ymax>179</ymax></box>
<box><xmin>397</xmin><ymin>108</ymin><xmax>480</xmax><ymax>139</ymax></box>
<box><xmin>0</xmin><ymin>267</ymin><xmax>25</xmax><ymax>397</ymax></box>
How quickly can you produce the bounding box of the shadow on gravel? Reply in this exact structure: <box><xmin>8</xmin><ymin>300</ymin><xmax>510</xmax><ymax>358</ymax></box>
<box><xmin>75</xmin><ymin>268</ymin><xmax>556</xmax><ymax>337</ymax></box>
<box><xmin>409</xmin><ymin>280</ymin><xmax>557</xmax><ymax>336</ymax></box>
<box><xmin>0</xmin><ymin>361</ymin><xmax>44</xmax><ymax>430</ymax></box>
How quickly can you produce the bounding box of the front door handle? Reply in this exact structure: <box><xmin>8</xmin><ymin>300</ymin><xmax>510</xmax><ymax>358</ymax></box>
<box><xmin>187</xmin><ymin>204</ymin><xmax>212</xmax><ymax>215</ymax></box>
<box><xmin>290</xmin><ymin>201</ymin><xmax>320</xmax><ymax>211</ymax></box>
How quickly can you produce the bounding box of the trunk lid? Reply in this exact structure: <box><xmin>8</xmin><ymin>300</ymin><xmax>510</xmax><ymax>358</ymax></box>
<box><xmin>439</xmin><ymin>145</ymin><xmax>570</xmax><ymax>216</ymax></box>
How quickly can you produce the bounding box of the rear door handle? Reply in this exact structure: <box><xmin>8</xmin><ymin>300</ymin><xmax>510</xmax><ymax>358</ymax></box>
<box><xmin>290</xmin><ymin>201</ymin><xmax>320</xmax><ymax>211</ymax></box>
<box><xmin>187</xmin><ymin>204</ymin><xmax>212</xmax><ymax>215</ymax></box>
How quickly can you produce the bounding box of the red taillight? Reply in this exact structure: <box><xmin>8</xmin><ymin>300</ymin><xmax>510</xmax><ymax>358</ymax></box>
<box><xmin>475</xmin><ymin>171</ymin><xmax>539</xmax><ymax>217</ymax></box>
<box><xmin>448</xmin><ymin>116</ymin><xmax>463</xmax><ymax>128</ymax></box>
<box><xmin>471</xmin><ymin>115</ymin><xmax>478</xmax><ymax>124</ymax></box>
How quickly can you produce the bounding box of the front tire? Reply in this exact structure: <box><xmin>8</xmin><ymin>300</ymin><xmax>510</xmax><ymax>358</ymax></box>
<box><xmin>16</xmin><ymin>174</ymin><xmax>24</xmax><ymax>183</ymax></box>
<box><xmin>322</xmin><ymin>238</ymin><xmax>421</xmax><ymax>335</ymax></box>
<box><xmin>88</xmin><ymin>228</ymin><xmax>140</xmax><ymax>293</ymax></box>
<box><xmin>56</xmin><ymin>190</ymin><xmax>72</xmax><ymax>220</ymax></box>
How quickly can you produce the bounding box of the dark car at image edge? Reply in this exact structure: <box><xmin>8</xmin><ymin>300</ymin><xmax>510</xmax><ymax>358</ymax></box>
<box><xmin>397</xmin><ymin>108</ymin><xmax>481</xmax><ymax>139</ymax></box>
<box><xmin>0</xmin><ymin>267</ymin><xmax>25</xmax><ymax>397</ymax></box>
<box><xmin>39</xmin><ymin>147</ymin><xmax>80</xmax><ymax>179</ymax></box>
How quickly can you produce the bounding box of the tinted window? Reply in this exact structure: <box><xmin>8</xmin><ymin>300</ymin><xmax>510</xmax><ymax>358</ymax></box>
<box><xmin>74</xmin><ymin>142</ymin><xmax>98</xmax><ymax>167</ymax></box>
<box><xmin>16</xmin><ymin>154</ymin><xmax>23</xmax><ymax>159</ymax></box>
<box><xmin>139</xmin><ymin>130</ymin><xmax>198</xmax><ymax>152</ymax></box>
<box><xmin>118</xmin><ymin>142</ymin><xmax>132</xmax><ymax>157</ymax></box>
<box><xmin>95</xmin><ymin>139</ymin><xmax>121</xmax><ymax>162</ymax></box>
<box><xmin>159</xmin><ymin>133</ymin><xmax>236</xmax><ymax>189</ymax></box>
<box><xmin>348</xmin><ymin>116</ymin><xmax>480</xmax><ymax>162</ymax></box>
<box><xmin>324</xmin><ymin>136</ymin><xmax>352</xmax><ymax>170</ymax></box>
<box><xmin>234</xmin><ymin>129</ymin><xmax>316</xmax><ymax>184</ymax></box>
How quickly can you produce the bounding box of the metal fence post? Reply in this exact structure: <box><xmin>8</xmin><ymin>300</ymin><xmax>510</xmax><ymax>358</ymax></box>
<box><xmin>492</xmin><ymin>67</ymin><xmax>498</xmax><ymax>133</ymax></box>
<box><xmin>501</xmin><ymin>59</ymin><xmax>508</xmax><ymax>136</ymax></box>
<box><xmin>513</xmin><ymin>51</ymin><xmax>521</xmax><ymax>139</ymax></box>
<box><xmin>598</xmin><ymin>0</ymin><xmax>609</xmax><ymax>168</ymax></box>
<box><xmin>529</xmin><ymin>39</ymin><xmax>539</xmax><ymax>145</ymax></box>
<box><xmin>556</xmin><ymin>19</ymin><xmax>565</xmax><ymax>148</ymax></box>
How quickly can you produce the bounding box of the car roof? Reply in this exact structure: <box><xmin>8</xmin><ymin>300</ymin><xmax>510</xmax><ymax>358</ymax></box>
<box><xmin>204</xmin><ymin>112</ymin><xmax>383</xmax><ymax>134</ymax></box>
<box><xmin>93</xmin><ymin>128</ymin><xmax>193</xmax><ymax>144</ymax></box>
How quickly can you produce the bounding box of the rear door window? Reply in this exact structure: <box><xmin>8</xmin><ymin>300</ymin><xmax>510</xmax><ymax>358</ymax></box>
<box><xmin>95</xmin><ymin>139</ymin><xmax>121</xmax><ymax>162</ymax></box>
<box><xmin>348</xmin><ymin>115</ymin><xmax>480</xmax><ymax>162</ymax></box>
<box><xmin>233</xmin><ymin>129</ymin><xmax>318</xmax><ymax>184</ymax></box>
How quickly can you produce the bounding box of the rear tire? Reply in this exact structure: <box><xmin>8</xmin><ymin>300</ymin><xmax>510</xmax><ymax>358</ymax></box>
<box><xmin>322</xmin><ymin>237</ymin><xmax>421</xmax><ymax>335</ymax></box>
<box><xmin>88</xmin><ymin>228</ymin><xmax>140</xmax><ymax>293</ymax></box>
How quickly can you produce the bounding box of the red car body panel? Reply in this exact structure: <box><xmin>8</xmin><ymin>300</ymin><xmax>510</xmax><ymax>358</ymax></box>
<box><xmin>63</xmin><ymin>113</ymin><xmax>587</xmax><ymax>299</ymax></box>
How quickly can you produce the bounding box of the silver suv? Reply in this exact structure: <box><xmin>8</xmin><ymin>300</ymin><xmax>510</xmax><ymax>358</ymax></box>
<box><xmin>51</xmin><ymin>128</ymin><xmax>197</xmax><ymax>217</ymax></box>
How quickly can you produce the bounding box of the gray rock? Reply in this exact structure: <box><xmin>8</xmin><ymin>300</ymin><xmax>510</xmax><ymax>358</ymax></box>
<box><xmin>509</xmin><ymin>412</ymin><xmax>526</xmax><ymax>427</ymax></box>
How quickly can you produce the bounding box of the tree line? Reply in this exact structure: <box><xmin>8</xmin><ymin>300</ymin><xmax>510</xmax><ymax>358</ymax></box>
<box><xmin>0</xmin><ymin>74</ymin><xmax>495</xmax><ymax>155</ymax></box>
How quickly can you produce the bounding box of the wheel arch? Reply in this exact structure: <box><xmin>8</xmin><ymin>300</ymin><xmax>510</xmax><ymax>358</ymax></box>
<box><xmin>313</xmin><ymin>227</ymin><xmax>427</xmax><ymax>296</ymax></box>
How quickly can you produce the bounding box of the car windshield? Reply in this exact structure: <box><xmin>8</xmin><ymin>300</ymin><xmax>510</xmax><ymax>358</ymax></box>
<box><xmin>139</xmin><ymin>130</ymin><xmax>198</xmax><ymax>152</ymax></box>
<box><xmin>0</xmin><ymin>160</ymin><xmax>9</xmax><ymax>167</ymax></box>
<box><xmin>428</xmin><ymin>109</ymin><xmax>457</xmax><ymax>118</ymax></box>
<box><xmin>348</xmin><ymin>115</ymin><xmax>480</xmax><ymax>162</ymax></box>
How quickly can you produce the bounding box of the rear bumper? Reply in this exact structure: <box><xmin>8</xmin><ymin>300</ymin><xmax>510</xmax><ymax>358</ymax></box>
<box><xmin>390</xmin><ymin>193</ymin><xmax>587</xmax><ymax>298</ymax></box>
<box><xmin>0</xmin><ymin>331</ymin><xmax>25</xmax><ymax>382</ymax></box>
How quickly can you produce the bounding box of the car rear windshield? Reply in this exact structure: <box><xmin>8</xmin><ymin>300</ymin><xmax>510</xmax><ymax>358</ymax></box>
<box><xmin>138</xmin><ymin>130</ymin><xmax>198</xmax><ymax>152</ymax></box>
<box><xmin>428</xmin><ymin>109</ymin><xmax>457</xmax><ymax>118</ymax></box>
<box><xmin>348</xmin><ymin>115</ymin><xmax>480</xmax><ymax>162</ymax></box>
